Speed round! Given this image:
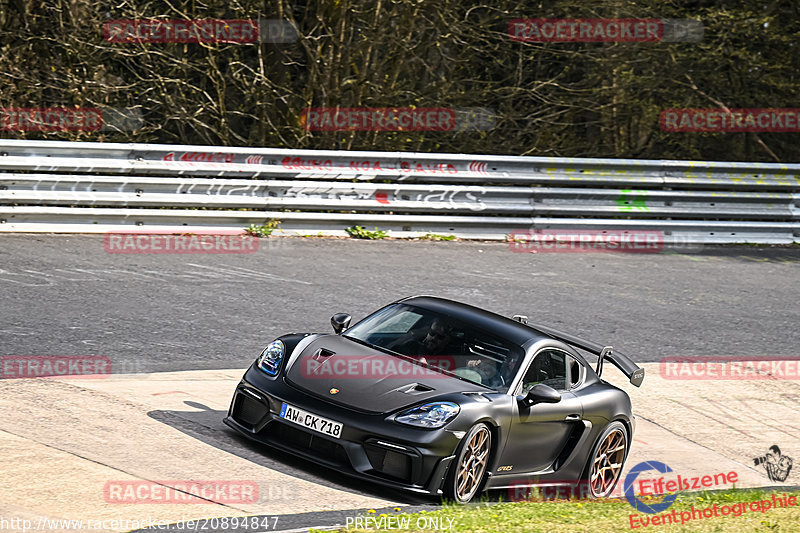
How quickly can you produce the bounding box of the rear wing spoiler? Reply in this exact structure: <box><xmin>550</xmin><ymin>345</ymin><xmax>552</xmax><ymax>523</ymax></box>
<box><xmin>527</xmin><ymin>322</ymin><xmax>645</xmax><ymax>387</ymax></box>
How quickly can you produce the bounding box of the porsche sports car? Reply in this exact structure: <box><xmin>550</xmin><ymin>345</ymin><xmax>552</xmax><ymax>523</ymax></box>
<box><xmin>224</xmin><ymin>296</ymin><xmax>644</xmax><ymax>503</ymax></box>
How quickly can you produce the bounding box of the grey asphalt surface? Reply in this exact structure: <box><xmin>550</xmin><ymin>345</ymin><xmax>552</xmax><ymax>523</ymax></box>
<box><xmin>1</xmin><ymin>235</ymin><xmax>799</xmax><ymax>375</ymax></box>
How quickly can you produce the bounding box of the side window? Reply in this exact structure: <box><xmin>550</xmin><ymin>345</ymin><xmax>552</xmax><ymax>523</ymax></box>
<box><xmin>520</xmin><ymin>349</ymin><xmax>568</xmax><ymax>393</ymax></box>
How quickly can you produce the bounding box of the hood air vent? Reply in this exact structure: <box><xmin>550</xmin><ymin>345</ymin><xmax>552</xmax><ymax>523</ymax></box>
<box><xmin>397</xmin><ymin>383</ymin><xmax>435</xmax><ymax>395</ymax></box>
<box><xmin>312</xmin><ymin>348</ymin><xmax>336</xmax><ymax>360</ymax></box>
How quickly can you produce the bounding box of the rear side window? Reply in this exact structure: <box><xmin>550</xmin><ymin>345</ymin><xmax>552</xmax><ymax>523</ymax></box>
<box><xmin>568</xmin><ymin>355</ymin><xmax>586</xmax><ymax>389</ymax></box>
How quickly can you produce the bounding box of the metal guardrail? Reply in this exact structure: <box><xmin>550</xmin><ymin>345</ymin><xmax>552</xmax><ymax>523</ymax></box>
<box><xmin>0</xmin><ymin>139</ymin><xmax>798</xmax><ymax>243</ymax></box>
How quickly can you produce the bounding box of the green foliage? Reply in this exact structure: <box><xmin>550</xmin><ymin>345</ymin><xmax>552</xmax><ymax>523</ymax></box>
<box><xmin>419</xmin><ymin>233</ymin><xmax>456</xmax><ymax>241</ymax></box>
<box><xmin>327</xmin><ymin>489</ymin><xmax>800</xmax><ymax>533</ymax></box>
<box><xmin>1</xmin><ymin>1</ymin><xmax>799</xmax><ymax>161</ymax></box>
<box><xmin>244</xmin><ymin>220</ymin><xmax>280</xmax><ymax>238</ymax></box>
<box><xmin>345</xmin><ymin>226</ymin><xmax>388</xmax><ymax>240</ymax></box>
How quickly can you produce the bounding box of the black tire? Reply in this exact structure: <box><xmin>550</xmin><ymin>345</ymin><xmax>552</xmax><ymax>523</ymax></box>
<box><xmin>580</xmin><ymin>421</ymin><xmax>628</xmax><ymax>498</ymax></box>
<box><xmin>443</xmin><ymin>423</ymin><xmax>492</xmax><ymax>503</ymax></box>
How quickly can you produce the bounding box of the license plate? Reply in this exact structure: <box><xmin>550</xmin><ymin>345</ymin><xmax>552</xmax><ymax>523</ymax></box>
<box><xmin>279</xmin><ymin>403</ymin><xmax>343</xmax><ymax>439</ymax></box>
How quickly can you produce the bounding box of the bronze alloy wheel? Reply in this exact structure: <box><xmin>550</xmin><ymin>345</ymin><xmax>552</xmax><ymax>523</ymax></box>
<box><xmin>589</xmin><ymin>424</ymin><xmax>627</xmax><ymax>497</ymax></box>
<box><xmin>455</xmin><ymin>425</ymin><xmax>491</xmax><ymax>502</ymax></box>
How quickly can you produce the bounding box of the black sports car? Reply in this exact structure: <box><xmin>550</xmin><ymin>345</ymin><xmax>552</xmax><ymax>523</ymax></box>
<box><xmin>224</xmin><ymin>296</ymin><xmax>644</xmax><ymax>503</ymax></box>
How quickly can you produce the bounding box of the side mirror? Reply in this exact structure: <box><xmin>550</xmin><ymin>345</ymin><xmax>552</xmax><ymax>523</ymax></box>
<box><xmin>522</xmin><ymin>383</ymin><xmax>562</xmax><ymax>406</ymax></box>
<box><xmin>330</xmin><ymin>313</ymin><xmax>351</xmax><ymax>334</ymax></box>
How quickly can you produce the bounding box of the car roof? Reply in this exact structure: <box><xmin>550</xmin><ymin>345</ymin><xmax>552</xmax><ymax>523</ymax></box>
<box><xmin>396</xmin><ymin>295</ymin><xmax>551</xmax><ymax>346</ymax></box>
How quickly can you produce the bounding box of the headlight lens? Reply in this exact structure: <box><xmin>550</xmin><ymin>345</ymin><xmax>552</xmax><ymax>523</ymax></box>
<box><xmin>395</xmin><ymin>402</ymin><xmax>460</xmax><ymax>428</ymax></box>
<box><xmin>257</xmin><ymin>340</ymin><xmax>285</xmax><ymax>376</ymax></box>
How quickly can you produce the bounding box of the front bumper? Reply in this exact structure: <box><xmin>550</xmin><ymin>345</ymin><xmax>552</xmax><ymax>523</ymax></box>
<box><xmin>223</xmin><ymin>365</ymin><xmax>459</xmax><ymax>496</ymax></box>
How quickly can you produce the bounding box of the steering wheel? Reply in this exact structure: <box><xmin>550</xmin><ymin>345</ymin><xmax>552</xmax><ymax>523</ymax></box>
<box><xmin>453</xmin><ymin>368</ymin><xmax>484</xmax><ymax>384</ymax></box>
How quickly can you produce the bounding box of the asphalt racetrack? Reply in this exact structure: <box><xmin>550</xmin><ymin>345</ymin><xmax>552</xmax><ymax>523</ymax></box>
<box><xmin>1</xmin><ymin>235</ymin><xmax>799</xmax><ymax>532</ymax></box>
<box><xmin>1</xmin><ymin>236</ymin><xmax>799</xmax><ymax>373</ymax></box>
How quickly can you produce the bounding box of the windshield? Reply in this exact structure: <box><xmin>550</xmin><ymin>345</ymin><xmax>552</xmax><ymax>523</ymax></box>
<box><xmin>344</xmin><ymin>303</ymin><xmax>524</xmax><ymax>392</ymax></box>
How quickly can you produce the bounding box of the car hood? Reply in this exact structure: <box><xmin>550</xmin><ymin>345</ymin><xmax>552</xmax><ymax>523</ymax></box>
<box><xmin>284</xmin><ymin>334</ymin><xmax>485</xmax><ymax>414</ymax></box>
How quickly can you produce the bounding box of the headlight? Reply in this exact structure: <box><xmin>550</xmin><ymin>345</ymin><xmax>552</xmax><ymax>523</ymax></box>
<box><xmin>395</xmin><ymin>402</ymin><xmax>460</xmax><ymax>428</ymax></box>
<box><xmin>257</xmin><ymin>340</ymin><xmax>285</xmax><ymax>376</ymax></box>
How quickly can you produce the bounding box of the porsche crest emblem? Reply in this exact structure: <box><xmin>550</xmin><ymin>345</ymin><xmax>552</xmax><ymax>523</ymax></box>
<box><xmin>329</xmin><ymin>388</ymin><xmax>339</xmax><ymax>395</ymax></box>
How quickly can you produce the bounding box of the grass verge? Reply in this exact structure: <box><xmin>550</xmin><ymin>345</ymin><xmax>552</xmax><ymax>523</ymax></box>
<box><xmin>321</xmin><ymin>489</ymin><xmax>800</xmax><ymax>533</ymax></box>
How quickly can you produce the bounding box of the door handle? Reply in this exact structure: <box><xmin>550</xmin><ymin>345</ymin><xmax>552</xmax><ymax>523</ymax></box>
<box><xmin>565</xmin><ymin>414</ymin><xmax>581</xmax><ymax>421</ymax></box>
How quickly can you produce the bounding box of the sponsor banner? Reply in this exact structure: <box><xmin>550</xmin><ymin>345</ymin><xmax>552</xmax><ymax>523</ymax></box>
<box><xmin>103</xmin><ymin>19</ymin><xmax>297</xmax><ymax>44</ymax></box>
<box><xmin>0</xmin><ymin>107</ymin><xmax>142</xmax><ymax>132</ymax></box>
<box><xmin>660</xmin><ymin>356</ymin><xmax>800</xmax><ymax>380</ymax></box>
<box><xmin>136</xmin><ymin>152</ymin><xmax>471</xmax><ymax>174</ymax></box>
<box><xmin>1</xmin><ymin>356</ymin><xmax>111</xmax><ymax>379</ymax></box>
<box><xmin>301</xmin><ymin>355</ymin><xmax>455</xmax><ymax>379</ymax></box>
<box><xmin>508</xmin><ymin>230</ymin><xmax>665</xmax><ymax>253</ymax></box>
<box><xmin>660</xmin><ymin>108</ymin><xmax>800</xmax><ymax>132</ymax></box>
<box><xmin>104</xmin><ymin>233</ymin><xmax>259</xmax><ymax>254</ymax></box>
<box><xmin>509</xmin><ymin>18</ymin><xmax>703</xmax><ymax>43</ymax></box>
<box><xmin>103</xmin><ymin>480</ymin><xmax>259</xmax><ymax>504</ymax></box>
<box><xmin>162</xmin><ymin>151</ymin><xmax>239</xmax><ymax>163</ymax></box>
<box><xmin>300</xmin><ymin>107</ymin><xmax>495</xmax><ymax>132</ymax></box>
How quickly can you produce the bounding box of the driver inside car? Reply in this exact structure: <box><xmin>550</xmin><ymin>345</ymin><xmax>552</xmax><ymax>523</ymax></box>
<box><xmin>390</xmin><ymin>317</ymin><xmax>461</xmax><ymax>364</ymax></box>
